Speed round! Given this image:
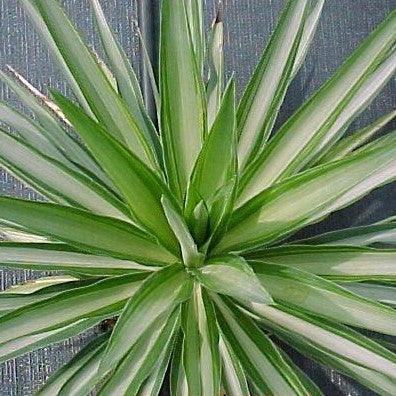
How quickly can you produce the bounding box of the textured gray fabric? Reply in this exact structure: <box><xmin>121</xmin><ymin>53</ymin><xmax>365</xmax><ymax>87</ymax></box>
<box><xmin>0</xmin><ymin>0</ymin><xmax>395</xmax><ymax>395</ymax></box>
<box><xmin>0</xmin><ymin>1</ymin><xmax>141</xmax><ymax>394</ymax></box>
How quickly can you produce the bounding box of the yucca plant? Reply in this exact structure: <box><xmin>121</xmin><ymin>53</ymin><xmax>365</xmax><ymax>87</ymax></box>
<box><xmin>0</xmin><ymin>0</ymin><xmax>395</xmax><ymax>394</ymax></box>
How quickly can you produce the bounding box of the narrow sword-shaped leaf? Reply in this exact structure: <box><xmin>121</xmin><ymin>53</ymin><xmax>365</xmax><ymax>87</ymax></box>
<box><xmin>160</xmin><ymin>0</ymin><xmax>205</xmax><ymax>199</ymax></box>
<box><xmin>215</xmin><ymin>133</ymin><xmax>396</xmax><ymax>253</ymax></box>
<box><xmin>251</xmin><ymin>262</ymin><xmax>396</xmax><ymax>335</ymax></box>
<box><xmin>237</xmin><ymin>0</ymin><xmax>309</xmax><ymax>169</ymax></box>
<box><xmin>181</xmin><ymin>286</ymin><xmax>221</xmax><ymax>396</ymax></box>
<box><xmin>89</xmin><ymin>0</ymin><xmax>162</xmax><ymax>162</ymax></box>
<box><xmin>170</xmin><ymin>330</ymin><xmax>189</xmax><ymax>396</ymax></box>
<box><xmin>99</xmin><ymin>308</ymin><xmax>180</xmax><ymax>396</ymax></box>
<box><xmin>161</xmin><ymin>196</ymin><xmax>202</xmax><ymax>267</ymax></box>
<box><xmin>185</xmin><ymin>80</ymin><xmax>236</xmax><ymax>225</ymax></box>
<box><xmin>53</xmin><ymin>92</ymin><xmax>180</xmax><ymax>254</ymax></box>
<box><xmin>0</xmin><ymin>197</ymin><xmax>177</xmax><ymax>265</ymax></box>
<box><xmin>0</xmin><ymin>273</ymin><xmax>146</xmax><ymax>344</ymax></box>
<box><xmin>207</xmin><ymin>14</ymin><xmax>224</xmax><ymax>128</ymax></box>
<box><xmin>219</xmin><ymin>336</ymin><xmax>250</xmax><ymax>396</ymax></box>
<box><xmin>340</xmin><ymin>282</ymin><xmax>396</xmax><ymax>307</ymax></box>
<box><xmin>240</xmin><ymin>9</ymin><xmax>396</xmax><ymax>203</ymax></box>
<box><xmin>0</xmin><ymin>316</ymin><xmax>104</xmax><ymax>365</ymax></box>
<box><xmin>0</xmin><ymin>227</ymin><xmax>50</xmax><ymax>243</ymax></box>
<box><xmin>37</xmin><ymin>332</ymin><xmax>109</xmax><ymax>396</ymax></box>
<box><xmin>195</xmin><ymin>255</ymin><xmax>273</xmax><ymax>305</ymax></box>
<box><xmin>213</xmin><ymin>295</ymin><xmax>310</xmax><ymax>395</ymax></box>
<box><xmin>33</xmin><ymin>0</ymin><xmax>156</xmax><ymax>167</ymax></box>
<box><xmin>248</xmin><ymin>303</ymin><xmax>396</xmax><ymax>379</ymax></box>
<box><xmin>318</xmin><ymin>109</ymin><xmax>396</xmax><ymax>164</ymax></box>
<box><xmin>19</xmin><ymin>0</ymin><xmax>93</xmax><ymax>116</ymax></box>
<box><xmin>100</xmin><ymin>265</ymin><xmax>193</xmax><ymax>374</ymax></box>
<box><xmin>0</xmin><ymin>242</ymin><xmax>157</xmax><ymax>275</ymax></box>
<box><xmin>276</xmin><ymin>324</ymin><xmax>396</xmax><ymax>396</ymax></box>
<box><xmin>296</xmin><ymin>222</ymin><xmax>396</xmax><ymax>246</ymax></box>
<box><xmin>290</xmin><ymin>0</ymin><xmax>325</xmax><ymax>78</ymax></box>
<box><xmin>305</xmin><ymin>50</ymin><xmax>396</xmax><ymax>167</ymax></box>
<box><xmin>249</xmin><ymin>245</ymin><xmax>396</xmax><ymax>281</ymax></box>
<box><xmin>0</xmin><ymin>129</ymin><xmax>129</xmax><ymax>221</ymax></box>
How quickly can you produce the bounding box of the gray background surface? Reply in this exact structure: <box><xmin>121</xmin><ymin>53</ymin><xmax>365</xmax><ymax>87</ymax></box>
<box><xmin>0</xmin><ymin>0</ymin><xmax>395</xmax><ymax>394</ymax></box>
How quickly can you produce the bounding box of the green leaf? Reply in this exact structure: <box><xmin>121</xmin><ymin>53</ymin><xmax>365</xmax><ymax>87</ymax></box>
<box><xmin>160</xmin><ymin>0</ymin><xmax>205</xmax><ymax>199</ymax></box>
<box><xmin>170</xmin><ymin>330</ymin><xmax>189</xmax><ymax>396</ymax></box>
<box><xmin>275</xmin><ymin>322</ymin><xmax>396</xmax><ymax>396</ymax></box>
<box><xmin>0</xmin><ymin>227</ymin><xmax>50</xmax><ymax>243</ymax></box>
<box><xmin>186</xmin><ymin>79</ymin><xmax>236</xmax><ymax>223</ymax></box>
<box><xmin>20</xmin><ymin>0</ymin><xmax>93</xmax><ymax>116</ymax></box>
<box><xmin>219</xmin><ymin>336</ymin><xmax>250</xmax><ymax>396</ymax></box>
<box><xmin>318</xmin><ymin>109</ymin><xmax>396</xmax><ymax>164</ymax></box>
<box><xmin>216</xmin><ymin>134</ymin><xmax>396</xmax><ymax>253</ymax></box>
<box><xmin>207</xmin><ymin>14</ymin><xmax>224</xmax><ymax>128</ymax></box>
<box><xmin>0</xmin><ymin>316</ymin><xmax>104</xmax><ymax>365</ymax></box>
<box><xmin>240</xmin><ymin>9</ymin><xmax>396</xmax><ymax>202</ymax></box>
<box><xmin>251</xmin><ymin>262</ymin><xmax>396</xmax><ymax>335</ymax></box>
<box><xmin>34</xmin><ymin>0</ymin><xmax>156</xmax><ymax>167</ymax></box>
<box><xmin>212</xmin><ymin>295</ymin><xmax>310</xmax><ymax>395</ymax></box>
<box><xmin>98</xmin><ymin>308</ymin><xmax>180</xmax><ymax>396</ymax></box>
<box><xmin>52</xmin><ymin>92</ymin><xmax>181</xmax><ymax>254</ymax></box>
<box><xmin>195</xmin><ymin>255</ymin><xmax>273</xmax><ymax>305</ymax></box>
<box><xmin>249</xmin><ymin>245</ymin><xmax>396</xmax><ymax>281</ymax></box>
<box><xmin>100</xmin><ymin>265</ymin><xmax>192</xmax><ymax>374</ymax></box>
<box><xmin>0</xmin><ymin>70</ymin><xmax>106</xmax><ymax>181</ymax></box>
<box><xmin>248</xmin><ymin>303</ymin><xmax>396</xmax><ymax>380</ymax></box>
<box><xmin>340</xmin><ymin>282</ymin><xmax>396</xmax><ymax>307</ymax></box>
<box><xmin>0</xmin><ymin>273</ymin><xmax>145</xmax><ymax>345</ymax></box>
<box><xmin>0</xmin><ymin>242</ymin><xmax>157</xmax><ymax>276</ymax></box>
<box><xmin>161</xmin><ymin>196</ymin><xmax>202</xmax><ymax>267</ymax></box>
<box><xmin>0</xmin><ymin>129</ymin><xmax>129</xmax><ymax>221</ymax></box>
<box><xmin>0</xmin><ymin>197</ymin><xmax>177</xmax><ymax>265</ymax></box>
<box><xmin>296</xmin><ymin>222</ymin><xmax>396</xmax><ymax>246</ymax></box>
<box><xmin>37</xmin><ymin>332</ymin><xmax>109</xmax><ymax>396</ymax></box>
<box><xmin>237</xmin><ymin>0</ymin><xmax>309</xmax><ymax>169</ymax></box>
<box><xmin>291</xmin><ymin>0</ymin><xmax>325</xmax><ymax>78</ymax></box>
<box><xmin>181</xmin><ymin>286</ymin><xmax>221</xmax><ymax>396</ymax></box>
<box><xmin>89</xmin><ymin>0</ymin><xmax>162</xmax><ymax>162</ymax></box>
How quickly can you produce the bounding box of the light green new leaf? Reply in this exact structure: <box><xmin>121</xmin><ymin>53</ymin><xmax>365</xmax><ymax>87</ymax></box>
<box><xmin>250</xmin><ymin>245</ymin><xmax>396</xmax><ymax>281</ymax></box>
<box><xmin>219</xmin><ymin>336</ymin><xmax>250</xmax><ymax>396</ymax></box>
<box><xmin>0</xmin><ymin>242</ymin><xmax>157</xmax><ymax>276</ymax></box>
<box><xmin>216</xmin><ymin>133</ymin><xmax>396</xmax><ymax>253</ymax></box>
<box><xmin>207</xmin><ymin>14</ymin><xmax>224</xmax><ymax>128</ymax></box>
<box><xmin>160</xmin><ymin>0</ymin><xmax>205</xmax><ymax>199</ymax></box>
<box><xmin>0</xmin><ymin>273</ymin><xmax>146</xmax><ymax>345</ymax></box>
<box><xmin>37</xmin><ymin>332</ymin><xmax>109</xmax><ymax>396</ymax></box>
<box><xmin>100</xmin><ymin>265</ymin><xmax>192</xmax><ymax>374</ymax></box>
<box><xmin>0</xmin><ymin>227</ymin><xmax>50</xmax><ymax>243</ymax></box>
<box><xmin>161</xmin><ymin>196</ymin><xmax>202</xmax><ymax>267</ymax></box>
<box><xmin>276</xmin><ymin>322</ymin><xmax>396</xmax><ymax>396</ymax></box>
<box><xmin>53</xmin><ymin>92</ymin><xmax>180</xmax><ymax>254</ymax></box>
<box><xmin>0</xmin><ymin>316</ymin><xmax>104</xmax><ymax>365</ymax></box>
<box><xmin>34</xmin><ymin>0</ymin><xmax>156</xmax><ymax>167</ymax></box>
<box><xmin>181</xmin><ymin>286</ymin><xmax>221</xmax><ymax>396</ymax></box>
<box><xmin>318</xmin><ymin>109</ymin><xmax>396</xmax><ymax>164</ymax></box>
<box><xmin>251</xmin><ymin>262</ymin><xmax>396</xmax><ymax>335</ymax></box>
<box><xmin>89</xmin><ymin>0</ymin><xmax>162</xmax><ymax>162</ymax></box>
<box><xmin>0</xmin><ymin>129</ymin><xmax>129</xmax><ymax>221</ymax></box>
<box><xmin>195</xmin><ymin>255</ymin><xmax>273</xmax><ymax>305</ymax></box>
<box><xmin>186</xmin><ymin>80</ymin><xmax>236</xmax><ymax>225</ymax></box>
<box><xmin>99</xmin><ymin>308</ymin><xmax>180</xmax><ymax>396</ymax></box>
<box><xmin>297</xmin><ymin>222</ymin><xmax>396</xmax><ymax>246</ymax></box>
<box><xmin>237</xmin><ymin>0</ymin><xmax>309</xmax><ymax>169</ymax></box>
<box><xmin>340</xmin><ymin>282</ymin><xmax>396</xmax><ymax>307</ymax></box>
<box><xmin>20</xmin><ymin>0</ymin><xmax>93</xmax><ymax>116</ymax></box>
<box><xmin>0</xmin><ymin>197</ymin><xmax>177</xmax><ymax>265</ymax></box>
<box><xmin>249</xmin><ymin>303</ymin><xmax>396</xmax><ymax>380</ymax></box>
<box><xmin>291</xmin><ymin>0</ymin><xmax>325</xmax><ymax>78</ymax></box>
<box><xmin>213</xmin><ymin>295</ymin><xmax>310</xmax><ymax>395</ymax></box>
<box><xmin>240</xmin><ymin>9</ymin><xmax>396</xmax><ymax>202</ymax></box>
